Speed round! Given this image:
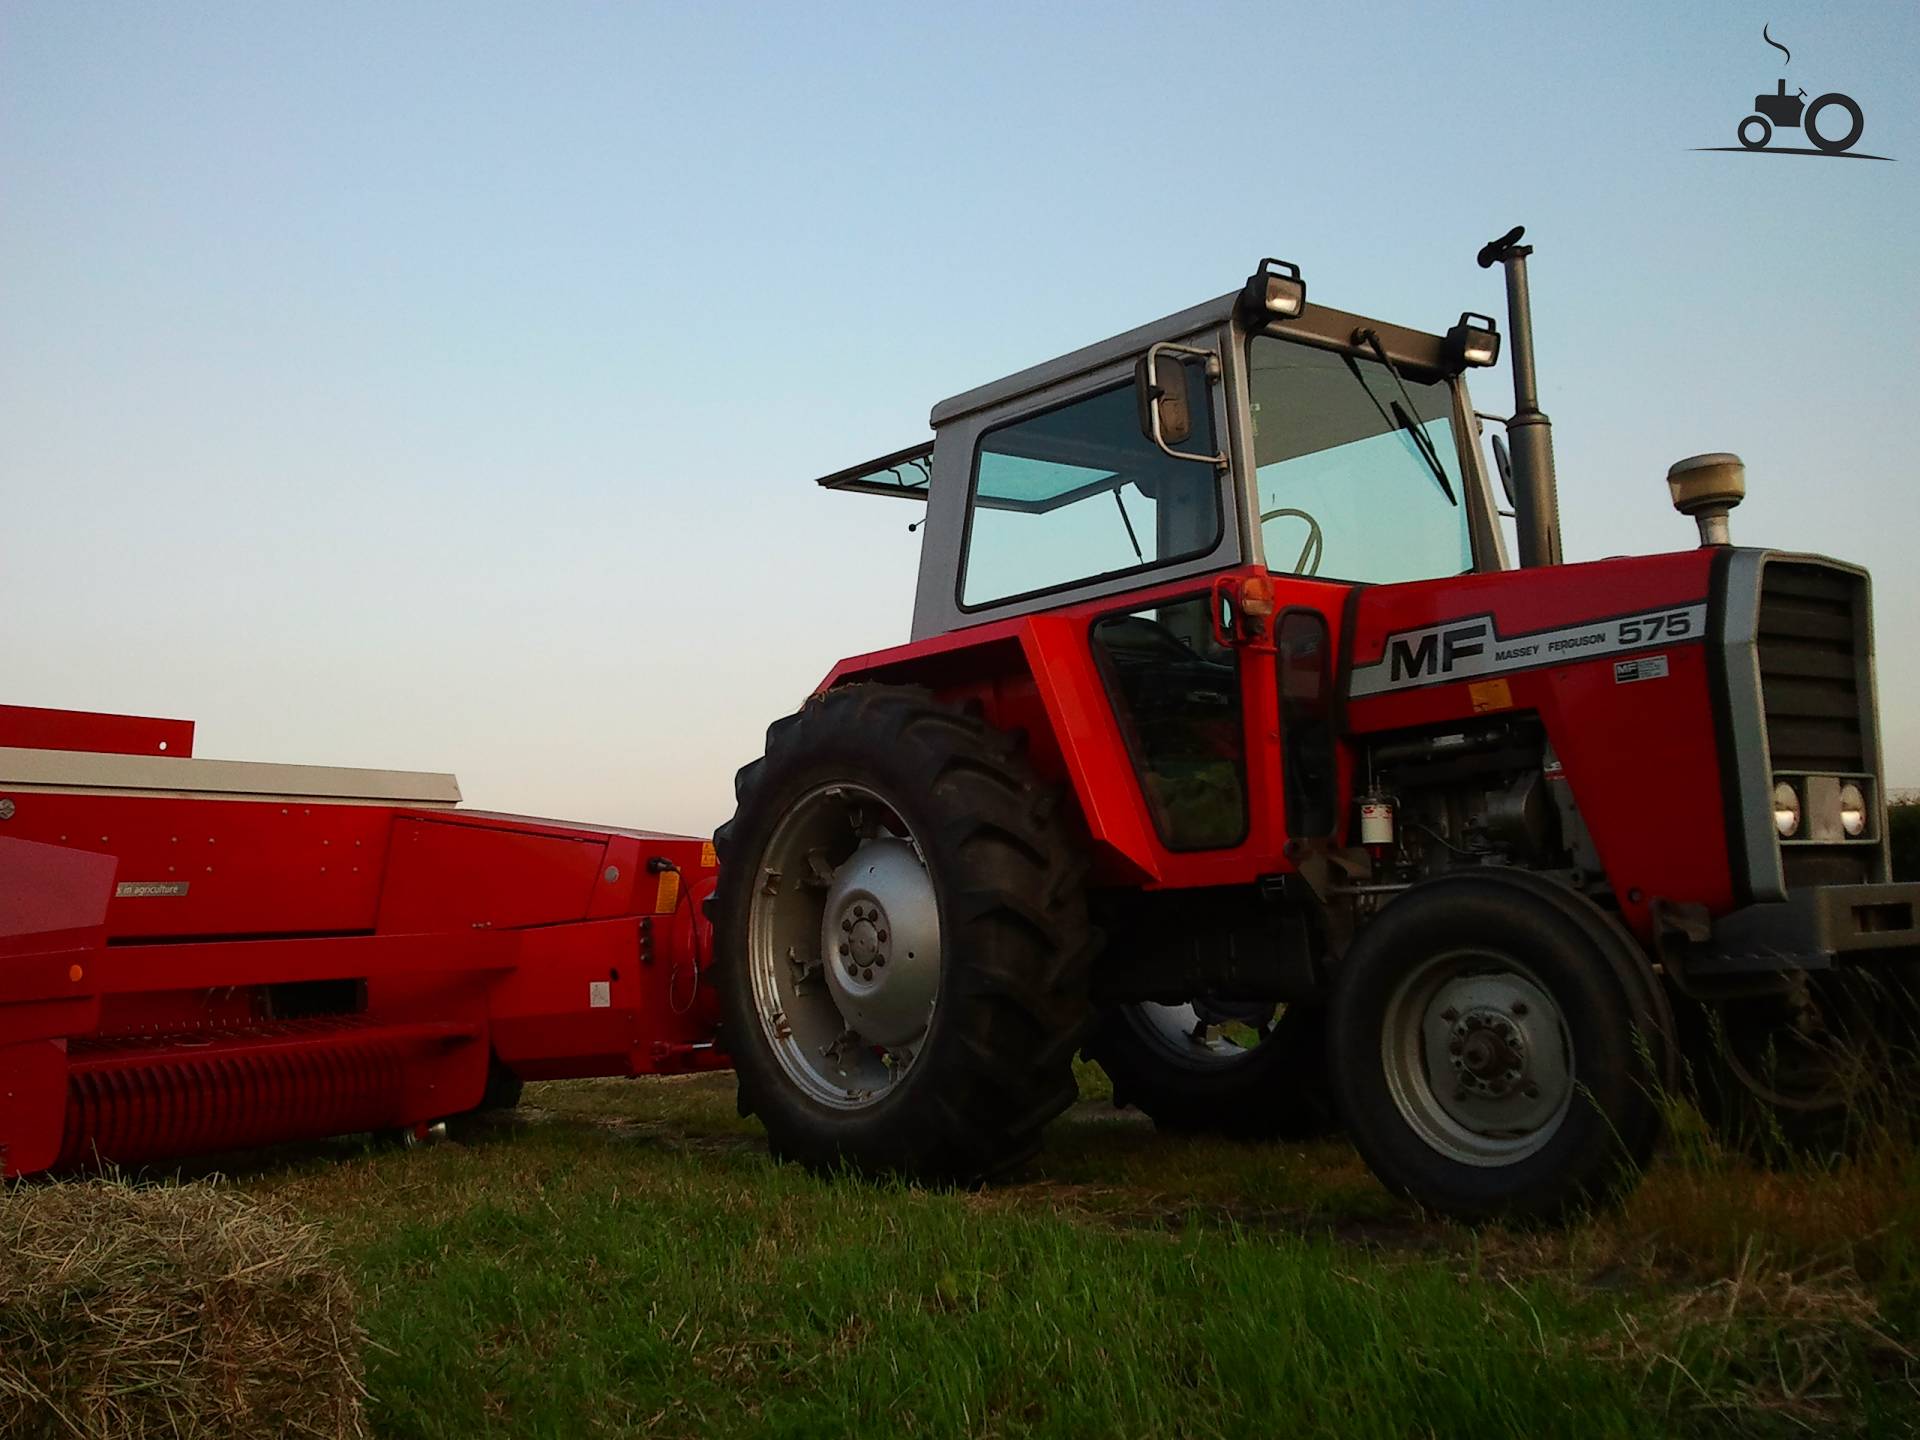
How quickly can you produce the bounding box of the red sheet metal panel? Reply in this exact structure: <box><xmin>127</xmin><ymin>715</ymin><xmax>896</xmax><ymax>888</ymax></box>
<box><xmin>1344</xmin><ymin>549</ymin><xmax>1726</xmax><ymax>941</ymax></box>
<box><xmin>0</xmin><ymin>793</ymin><xmax>397</xmax><ymax>938</ymax></box>
<box><xmin>0</xmin><ymin>704</ymin><xmax>193</xmax><ymax>757</ymax></box>
<box><xmin>0</xmin><ymin>838</ymin><xmax>114</xmax><ymax>1175</ymax></box>
<box><xmin>377</xmin><ymin>816</ymin><xmax>609</xmax><ymax>932</ymax></box>
<box><xmin>0</xmin><ymin>836</ymin><xmax>116</xmax><ymax>968</ymax></box>
<box><xmin>816</xmin><ymin>565</ymin><xmax>1311</xmax><ymax>889</ymax></box>
<box><xmin>488</xmin><ymin>883</ymin><xmax>722</xmax><ymax>1080</ymax></box>
<box><xmin>489</xmin><ymin>918</ymin><xmax>650</xmax><ymax>1079</ymax></box>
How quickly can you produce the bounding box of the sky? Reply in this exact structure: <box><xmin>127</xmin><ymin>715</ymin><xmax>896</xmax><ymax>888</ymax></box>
<box><xmin>3</xmin><ymin>0</ymin><xmax>1917</xmax><ymax>836</ymax></box>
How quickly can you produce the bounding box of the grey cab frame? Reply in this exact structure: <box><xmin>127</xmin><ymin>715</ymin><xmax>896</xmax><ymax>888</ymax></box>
<box><xmin>909</xmin><ymin>291</ymin><xmax>1510</xmax><ymax>643</ymax></box>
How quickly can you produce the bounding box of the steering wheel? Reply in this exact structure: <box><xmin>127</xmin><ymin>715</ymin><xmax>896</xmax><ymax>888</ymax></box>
<box><xmin>1260</xmin><ymin>507</ymin><xmax>1324</xmax><ymax>577</ymax></box>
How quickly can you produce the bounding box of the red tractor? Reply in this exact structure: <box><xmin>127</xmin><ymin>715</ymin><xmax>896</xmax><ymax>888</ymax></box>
<box><xmin>710</xmin><ymin>228</ymin><xmax>1920</xmax><ymax>1219</ymax></box>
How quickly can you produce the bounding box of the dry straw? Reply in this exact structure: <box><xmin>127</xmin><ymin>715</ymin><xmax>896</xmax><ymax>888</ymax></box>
<box><xmin>0</xmin><ymin>1177</ymin><xmax>367</xmax><ymax>1439</ymax></box>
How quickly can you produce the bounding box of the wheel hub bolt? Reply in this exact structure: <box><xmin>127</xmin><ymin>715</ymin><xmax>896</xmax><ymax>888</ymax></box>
<box><xmin>842</xmin><ymin>917</ymin><xmax>854</xmax><ymax>932</ymax></box>
<box><xmin>861</xmin><ymin>967</ymin><xmax>873</xmax><ymax>981</ymax></box>
<box><xmin>838</xmin><ymin>941</ymin><xmax>850</xmax><ymax>956</ymax></box>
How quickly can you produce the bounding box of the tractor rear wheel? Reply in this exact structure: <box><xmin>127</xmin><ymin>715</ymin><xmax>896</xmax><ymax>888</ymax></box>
<box><xmin>1084</xmin><ymin>1000</ymin><xmax>1336</xmax><ymax>1139</ymax></box>
<box><xmin>712</xmin><ymin>684</ymin><xmax>1094</xmax><ymax>1183</ymax></box>
<box><xmin>1327</xmin><ymin>870</ymin><xmax>1666</xmax><ymax>1222</ymax></box>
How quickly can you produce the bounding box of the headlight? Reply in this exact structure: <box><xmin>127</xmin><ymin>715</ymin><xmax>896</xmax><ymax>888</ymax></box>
<box><xmin>1838</xmin><ymin>782</ymin><xmax>1868</xmax><ymax>838</ymax></box>
<box><xmin>1772</xmin><ymin>781</ymin><xmax>1802</xmax><ymax>838</ymax></box>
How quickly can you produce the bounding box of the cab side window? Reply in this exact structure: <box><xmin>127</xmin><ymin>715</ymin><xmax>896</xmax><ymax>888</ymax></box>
<box><xmin>960</xmin><ymin>381</ymin><xmax>1220</xmax><ymax>610</ymax></box>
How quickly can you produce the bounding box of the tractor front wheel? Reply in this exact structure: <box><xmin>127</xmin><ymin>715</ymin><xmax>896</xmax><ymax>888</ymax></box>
<box><xmin>712</xmin><ymin>685</ymin><xmax>1094</xmax><ymax>1183</ymax></box>
<box><xmin>1328</xmin><ymin>870</ymin><xmax>1667</xmax><ymax>1221</ymax></box>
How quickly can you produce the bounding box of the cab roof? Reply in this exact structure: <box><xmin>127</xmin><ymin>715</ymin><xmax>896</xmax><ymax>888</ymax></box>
<box><xmin>813</xmin><ymin>286</ymin><xmax>1457</xmax><ymax>499</ymax></box>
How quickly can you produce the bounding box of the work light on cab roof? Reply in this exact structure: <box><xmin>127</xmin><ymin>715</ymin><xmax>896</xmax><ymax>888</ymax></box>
<box><xmin>1240</xmin><ymin>257</ymin><xmax>1306</xmax><ymax>320</ymax></box>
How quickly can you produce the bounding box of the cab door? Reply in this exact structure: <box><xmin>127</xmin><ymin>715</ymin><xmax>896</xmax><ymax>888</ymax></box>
<box><xmin>915</xmin><ymin>328</ymin><xmax>1306</xmax><ymax>880</ymax></box>
<box><xmin>1087</xmin><ymin>585</ymin><xmax>1256</xmax><ymax>859</ymax></box>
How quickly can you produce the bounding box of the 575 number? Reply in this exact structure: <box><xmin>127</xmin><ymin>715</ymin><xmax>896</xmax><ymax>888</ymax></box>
<box><xmin>1616</xmin><ymin>610</ymin><xmax>1694</xmax><ymax>645</ymax></box>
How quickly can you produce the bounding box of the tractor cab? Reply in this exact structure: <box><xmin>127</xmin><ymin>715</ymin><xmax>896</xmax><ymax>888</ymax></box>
<box><xmin>812</xmin><ymin>263</ymin><xmax>1524</xmax><ymax>858</ymax></box>
<box><xmin>817</xmin><ymin>263</ymin><xmax>1511</xmax><ymax>642</ymax></box>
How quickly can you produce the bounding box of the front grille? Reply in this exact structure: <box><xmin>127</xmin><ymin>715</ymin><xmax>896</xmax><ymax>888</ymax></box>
<box><xmin>1755</xmin><ymin>560</ymin><xmax>1876</xmax><ymax>889</ymax></box>
<box><xmin>1756</xmin><ymin>563</ymin><xmax>1867</xmax><ymax>772</ymax></box>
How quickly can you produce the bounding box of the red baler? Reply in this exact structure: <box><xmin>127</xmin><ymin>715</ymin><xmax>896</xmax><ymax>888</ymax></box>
<box><xmin>0</xmin><ymin>703</ymin><xmax>724</xmax><ymax>1176</ymax></box>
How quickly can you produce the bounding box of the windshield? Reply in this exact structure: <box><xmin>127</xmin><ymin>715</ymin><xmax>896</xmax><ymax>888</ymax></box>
<box><xmin>1248</xmin><ymin>336</ymin><xmax>1473</xmax><ymax>584</ymax></box>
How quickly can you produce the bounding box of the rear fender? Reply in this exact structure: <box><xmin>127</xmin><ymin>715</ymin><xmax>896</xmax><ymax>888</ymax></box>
<box><xmin>820</xmin><ymin>620</ymin><xmax>1163</xmax><ymax>883</ymax></box>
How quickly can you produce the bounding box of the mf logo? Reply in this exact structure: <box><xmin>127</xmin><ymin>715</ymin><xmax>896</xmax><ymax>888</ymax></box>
<box><xmin>1349</xmin><ymin>602</ymin><xmax>1707</xmax><ymax>698</ymax></box>
<box><xmin>1696</xmin><ymin>24</ymin><xmax>1891</xmax><ymax>161</ymax></box>
<box><xmin>1389</xmin><ymin>621</ymin><xmax>1489</xmax><ymax>682</ymax></box>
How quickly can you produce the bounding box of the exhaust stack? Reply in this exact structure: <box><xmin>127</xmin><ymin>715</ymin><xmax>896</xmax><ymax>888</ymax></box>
<box><xmin>1477</xmin><ymin>227</ymin><xmax>1562</xmax><ymax>568</ymax></box>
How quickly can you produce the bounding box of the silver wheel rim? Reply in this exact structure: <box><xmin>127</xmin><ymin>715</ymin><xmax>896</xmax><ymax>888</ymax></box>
<box><xmin>1381</xmin><ymin>950</ymin><xmax>1573</xmax><ymax>1167</ymax></box>
<box><xmin>747</xmin><ymin>783</ymin><xmax>941</xmax><ymax>1110</ymax></box>
<box><xmin>1124</xmin><ymin>1000</ymin><xmax>1278</xmax><ymax>1071</ymax></box>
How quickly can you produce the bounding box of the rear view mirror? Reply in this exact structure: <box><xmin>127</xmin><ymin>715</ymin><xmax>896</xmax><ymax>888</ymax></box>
<box><xmin>1134</xmin><ymin>343</ymin><xmax>1225</xmax><ymax>467</ymax></box>
<box><xmin>1135</xmin><ymin>350</ymin><xmax>1194</xmax><ymax>444</ymax></box>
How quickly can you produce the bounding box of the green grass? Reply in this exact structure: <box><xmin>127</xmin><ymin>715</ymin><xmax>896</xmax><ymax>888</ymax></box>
<box><xmin>213</xmin><ymin>1074</ymin><xmax>1920</xmax><ymax>1439</ymax></box>
<box><xmin>44</xmin><ymin>808</ymin><xmax>1915</xmax><ymax>1436</ymax></box>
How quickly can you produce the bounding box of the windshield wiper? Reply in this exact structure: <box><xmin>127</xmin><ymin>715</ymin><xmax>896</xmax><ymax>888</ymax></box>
<box><xmin>1349</xmin><ymin>331</ymin><xmax>1457</xmax><ymax>507</ymax></box>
